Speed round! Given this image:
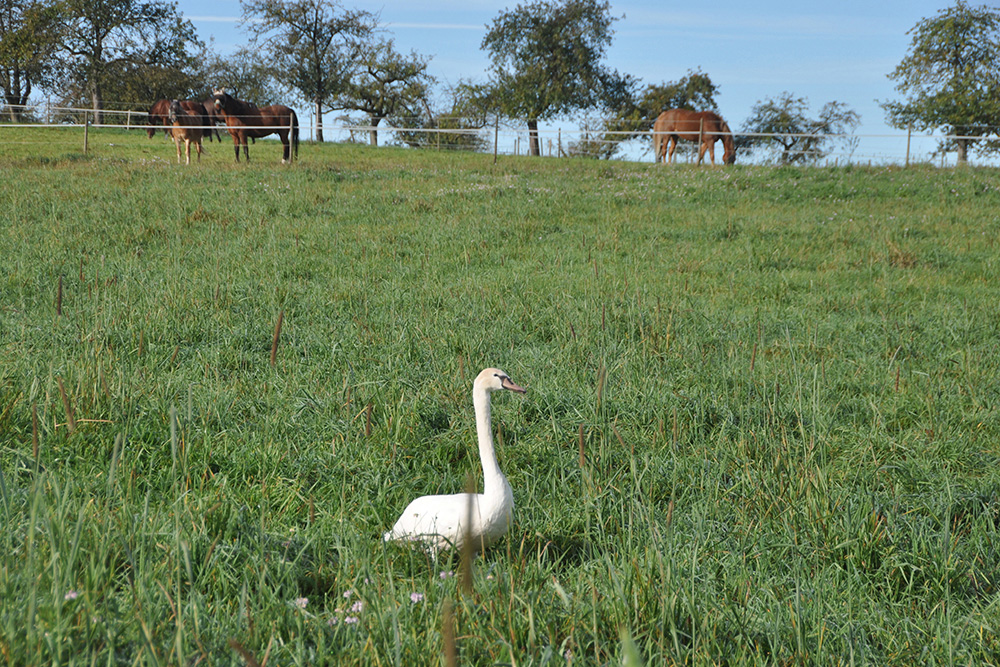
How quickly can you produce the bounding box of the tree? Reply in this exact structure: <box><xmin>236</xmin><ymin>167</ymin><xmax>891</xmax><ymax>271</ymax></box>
<box><xmin>621</xmin><ymin>70</ymin><xmax>720</xmax><ymax>132</ymax></box>
<box><xmin>481</xmin><ymin>0</ymin><xmax>630</xmax><ymax>156</ymax></box>
<box><xmin>741</xmin><ymin>93</ymin><xmax>860</xmax><ymax>165</ymax></box>
<box><xmin>392</xmin><ymin>80</ymin><xmax>491</xmax><ymax>152</ymax></box>
<box><xmin>0</xmin><ymin>0</ymin><xmax>61</xmax><ymax>120</ymax></box>
<box><xmin>57</xmin><ymin>0</ymin><xmax>201</xmax><ymax>124</ymax></box>
<box><xmin>333</xmin><ymin>38</ymin><xmax>433</xmax><ymax>146</ymax></box>
<box><xmin>593</xmin><ymin>69</ymin><xmax>720</xmax><ymax>160</ymax></box>
<box><xmin>240</xmin><ymin>0</ymin><xmax>376</xmax><ymax>142</ymax></box>
<box><xmin>881</xmin><ymin>1</ymin><xmax>1000</xmax><ymax>165</ymax></box>
<box><xmin>200</xmin><ymin>46</ymin><xmax>285</xmax><ymax>104</ymax></box>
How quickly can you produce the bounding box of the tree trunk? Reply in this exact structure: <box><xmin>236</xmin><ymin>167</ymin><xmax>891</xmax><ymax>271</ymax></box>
<box><xmin>91</xmin><ymin>87</ymin><xmax>103</xmax><ymax>126</ymax></box>
<box><xmin>5</xmin><ymin>92</ymin><xmax>19</xmax><ymax>122</ymax></box>
<box><xmin>5</xmin><ymin>67</ymin><xmax>30</xmax><ymax>122</ymax></box>
<box><xmin>314</xmin><ymin>99</ymin><xmax>324</xmax><ymax>142</ymax></box>
<box><xmin>527</xmin><ymin>118</ymin><xmax>540</xmax><ymax>156</ymax></box>
<box><xmin>368</xmin><ymin>115</ymin><xmax>380</xmax><ymax>146</ymax></box>
<box><xmin>956</xmin><ymin>137</ymin><xmax>969</xmax><ymax>166</ymax></box>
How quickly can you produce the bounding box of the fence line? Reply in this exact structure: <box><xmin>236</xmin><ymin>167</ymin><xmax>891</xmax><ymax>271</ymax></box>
<box><xmin>1</xmin><ymin>102</ymin><xmax>996</xmax><ymax>166</ymax></box>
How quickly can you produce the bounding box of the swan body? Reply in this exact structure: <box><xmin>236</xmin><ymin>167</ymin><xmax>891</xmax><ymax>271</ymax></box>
<box><xmin>383</xmin><ymin>368</ymin><xmax>526</xmax><ymax>552</ymax></box>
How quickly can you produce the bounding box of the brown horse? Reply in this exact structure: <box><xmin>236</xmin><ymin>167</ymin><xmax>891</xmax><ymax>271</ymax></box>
<box><xmin>200</xmin><ymin>97</ymin><xmax>225</xmax><ymax>142</ymax></box>
<box><xmin>211</xmin><ymin>88</ymin><xmax>299</xmax><ymax>163</ymax></box>
<box><xmin>147</xmin><ymin>99</ymin><xmax>215</xmax><ymax>141</ymax></box>
<box><xmin>168</xmin><ymin>99</ymin><xmax>206</xmax><ymax>165</ymax></box>
<box><xmin>653</xmin><ymin>109</ymin><xmax>736</xmax><ymax>165</ymax></box>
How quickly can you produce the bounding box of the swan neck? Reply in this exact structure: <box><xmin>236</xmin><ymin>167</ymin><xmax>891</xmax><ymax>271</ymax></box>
<box><xmin>474</xmin><ymin>387</ymin><xmax>504</xmax><ymax>491</ymax></box>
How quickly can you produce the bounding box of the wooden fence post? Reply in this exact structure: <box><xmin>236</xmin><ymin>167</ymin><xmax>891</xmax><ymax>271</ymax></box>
<box><xmin>83</xmin><ymin>110</ymin><xmax>89</xmax><ymax>154</ymax></box>
<box><xmin>493</xmin><ymin>116</ymin><xmax>499</xmax><ymax>165</ymax></box>
<box><xmin>905</xmin><ymin>124</ymin><xmax>912</xmax><ymax>167</ymax></box>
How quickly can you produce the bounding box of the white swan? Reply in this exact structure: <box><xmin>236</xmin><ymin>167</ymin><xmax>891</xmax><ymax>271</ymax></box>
<box><xmin>383</xmin><ymin>368</ymin><xmax>526</xmax><ymax>552</ymax></box>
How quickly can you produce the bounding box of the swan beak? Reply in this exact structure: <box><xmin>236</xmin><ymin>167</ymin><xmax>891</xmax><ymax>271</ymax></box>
<box><xmin>501</xmin><ymin>377</ymin><xmax>527</xmax><ymax>394</ymax></box>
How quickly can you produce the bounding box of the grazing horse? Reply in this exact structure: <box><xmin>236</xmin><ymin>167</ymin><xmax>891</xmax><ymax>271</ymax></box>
<box><xmin>168</xmin><ymin>99</ymin><xmax>206</xmax><ymax>165</ymax></box>
<box><xmin>653</xmin><ymin>109</ymin><xmax>736</xmax><ymax>165</ymax></box>
<box><xmin>211</xmin><ymin>88</ymin><xmax>299</xmax><ymax>163</ymax></box>
<box><xmin>147</xmin><ymin>99</ymin><xmax>214</xmax><ymax>141</ymax></box>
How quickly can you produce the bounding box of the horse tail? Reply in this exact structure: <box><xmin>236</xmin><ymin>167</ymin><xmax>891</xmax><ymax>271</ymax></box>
<box><xmin>291</xmin><ymin>109</ymin><xmax>300</xmax><ymax>158</ymax></box>
<box><xmin>199</xmin><ymin>103</ymin><xmax>214</xmax><ymax>142</ymax></box>
<box><xmin>652</xmin><ymin>114</ymin><xmax>666</xmax><ymax>163</ymax></box>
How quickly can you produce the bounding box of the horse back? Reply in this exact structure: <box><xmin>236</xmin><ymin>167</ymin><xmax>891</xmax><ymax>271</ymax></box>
<box><xmin>656</xmin><ymin>109</ymin><xmax>721</xmax><ymax>136</ymax></box>
<box><xmin>238</xmin><ymin>105</ymin><xmax>295</xmax><ymax>138</ymax></box>
<box><xmin>171</xmin><ymin>106</ymin><xmax>206</xmax><ymax>140</ymax></box>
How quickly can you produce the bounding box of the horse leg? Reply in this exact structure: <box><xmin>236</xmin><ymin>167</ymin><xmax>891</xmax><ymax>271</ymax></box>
<box><xmin>175</xmin><ymin>135</ymin><xmax>182</xmax><ymax>164</ymax></box>
<box><xmin>280</xmin><ymin>131</ymin><xmax>289</xmax><ymax>164</ymax></box>
<box><xmin>697</xmin><ymin>141</ymin><xmax>707</xmax><ymax>165</ymax></box>
<box><xmin>667</xmin><ymin>137</ymin><xmax>677</xmax><ymax>164</ymax></box>
<box><xmin>232</xmin><ymin>133</ymin><xmax>241</xmax><ymax>162</ymax></box>
<box><xmin>243</xmin><ymin>140</ymin><xmax>250</xmax><ymax>162</ymax></box>
<box><xmin>184</xmin><ymin>138</ymin><xmax>191</xmax><ymax>165</ymax></box>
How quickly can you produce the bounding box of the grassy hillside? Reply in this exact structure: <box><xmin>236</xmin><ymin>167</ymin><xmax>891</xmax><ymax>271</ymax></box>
<box><xmin>2</xmin><ymin>129</ymin><xmax>1000</xmax><ymax>665</ymax></box>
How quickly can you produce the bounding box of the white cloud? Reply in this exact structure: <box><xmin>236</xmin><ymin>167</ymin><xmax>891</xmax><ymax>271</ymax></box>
<box><xmin>386</xmin><ymin>22</ymin><xmax>483</xmax><ymax>31</ymax></box>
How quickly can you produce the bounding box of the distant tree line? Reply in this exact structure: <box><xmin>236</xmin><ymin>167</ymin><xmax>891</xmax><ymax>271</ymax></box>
<box><xmin>1</xmin><ymin>0</ymin><xmax>997</xmax><ymax>163</ymax></box>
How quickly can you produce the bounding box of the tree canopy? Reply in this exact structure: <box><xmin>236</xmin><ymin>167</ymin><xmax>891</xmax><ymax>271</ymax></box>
<box><xmin>741</xmin><ymin>93</ymin><xmax>860</xmax><ymax>165</ymax></box>
<box><xmin>332</xmin><ymin>38</ymin><xmax>433</xmax><ymax>146</ymax></box>
<box><xmin>881</xmin><ymin>1</ymin><xmax>1000</xmax><ymax>164</ymax></box>
<box><xmin>0</xmin><ymin>0</ymin><xmax>61</xmax><ymax>120</ymax></box>
<box><xmin>240</xmin><ymin>0</ymin><xmax>376</xmax><ymax>142</ymax></box>
<box><xmin>580</xmin><ymin>69</ymin><xmax>720</xmax><ymax>160</ymax></box>
<box><xmin>201</xmin><ymin>46</ymin><xmax>285</xmax><ymax>105</ymax></box>
<box><xmin>481</xmin><ymin>0</ymin><xmax>629</xmax><ymax>156</ymax></box>
<box><xmin>57</xmin><ymin>0</ymin><xmax>202</xmax><ymax>122</ymax></box>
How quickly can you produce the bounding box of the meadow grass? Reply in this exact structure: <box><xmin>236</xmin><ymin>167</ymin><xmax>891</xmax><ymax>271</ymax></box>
<box><xmin>1</xmin><ymin>127</ymin><xmax>1000</xmax><ymax>665</ymax></box>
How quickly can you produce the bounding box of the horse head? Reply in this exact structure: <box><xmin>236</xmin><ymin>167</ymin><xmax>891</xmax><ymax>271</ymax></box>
<box><xmin>720</xmin><ymin>120</ymin><xmax>737</xmax><ymax>165</ymax></box>
<box><xmin>168</xmin><ymin>99</ymin><xmax>183</xmax><ymax>124</ymax></box>
<box><xmin>212</xmin><ymin>88</ymin><xmax>230</xmax><ymax>113</ymax></box>
<box><xmin>147</xmin><ymin>99</ymin><xmax>168</xmax><ymax>138</ymax></box>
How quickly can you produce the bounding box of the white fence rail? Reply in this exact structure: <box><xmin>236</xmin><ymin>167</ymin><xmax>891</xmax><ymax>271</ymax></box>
<box><xmin>0</xmin><ymin>102</ymin><xmax>995</xmax><ymax>167</ymax></box>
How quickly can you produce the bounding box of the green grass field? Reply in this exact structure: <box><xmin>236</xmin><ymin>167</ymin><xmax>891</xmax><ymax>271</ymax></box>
<box><xmin>2</xmin><ymin>127</ymin><xmax>1000</xmax><ymax>665</ymax></box>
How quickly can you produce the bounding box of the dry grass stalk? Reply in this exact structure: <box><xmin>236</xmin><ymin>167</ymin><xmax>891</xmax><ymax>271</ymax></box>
<box><xmin>270</xmin><ymin>310</ymin><xmax>284</xmax><ymax>367</ymax></box>
<box><xmin>57</xmin><ymin>377</ymin><xmax>76</xmax><ymax>433</ymax></box>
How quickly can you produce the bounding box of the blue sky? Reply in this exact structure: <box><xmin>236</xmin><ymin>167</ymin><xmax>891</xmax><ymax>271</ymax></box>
<box><xmin>175</xmin><ymin>0</ymin><xmax>958</xmax><ymax>162</ymax></box>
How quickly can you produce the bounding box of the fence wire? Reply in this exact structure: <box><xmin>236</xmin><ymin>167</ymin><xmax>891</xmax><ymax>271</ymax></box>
<box><xmin>1</xmin><ymin>102</ymin><xmax>997</xmax><ymax>167</ymax></box>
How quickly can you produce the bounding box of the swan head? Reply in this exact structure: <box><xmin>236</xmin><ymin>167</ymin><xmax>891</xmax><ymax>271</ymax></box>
<box><xmin>475</xmin><ymin>368</ymin><xmax>526</xmax><ymax>395</ymax></box>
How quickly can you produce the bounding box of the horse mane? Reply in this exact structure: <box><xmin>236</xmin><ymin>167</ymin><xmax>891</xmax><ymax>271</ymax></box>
<box><xmin>719</xmin><ymin>119</ymin><xmax>734</xmax><ymax>144</ymax></box>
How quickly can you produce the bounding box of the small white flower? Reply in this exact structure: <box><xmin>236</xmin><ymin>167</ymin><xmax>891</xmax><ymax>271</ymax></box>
<box><xmin>410</xmin><ymin>592</ymin><xmax>424</xmax><ymax>603</ymax></box>
<box><xmin>64</xmin><ymin>591</ymin><xmax>79</xmax><ymax>601</ymax></box>
<box><xmin>344</xmin><ymin>616</ymin><xmax>359</xmax><ymax>624</ymax></box>
<box><xmin>293</xmin><ymin>597</ymin><xmax>308</xmax><ymax>609</ymax></box>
